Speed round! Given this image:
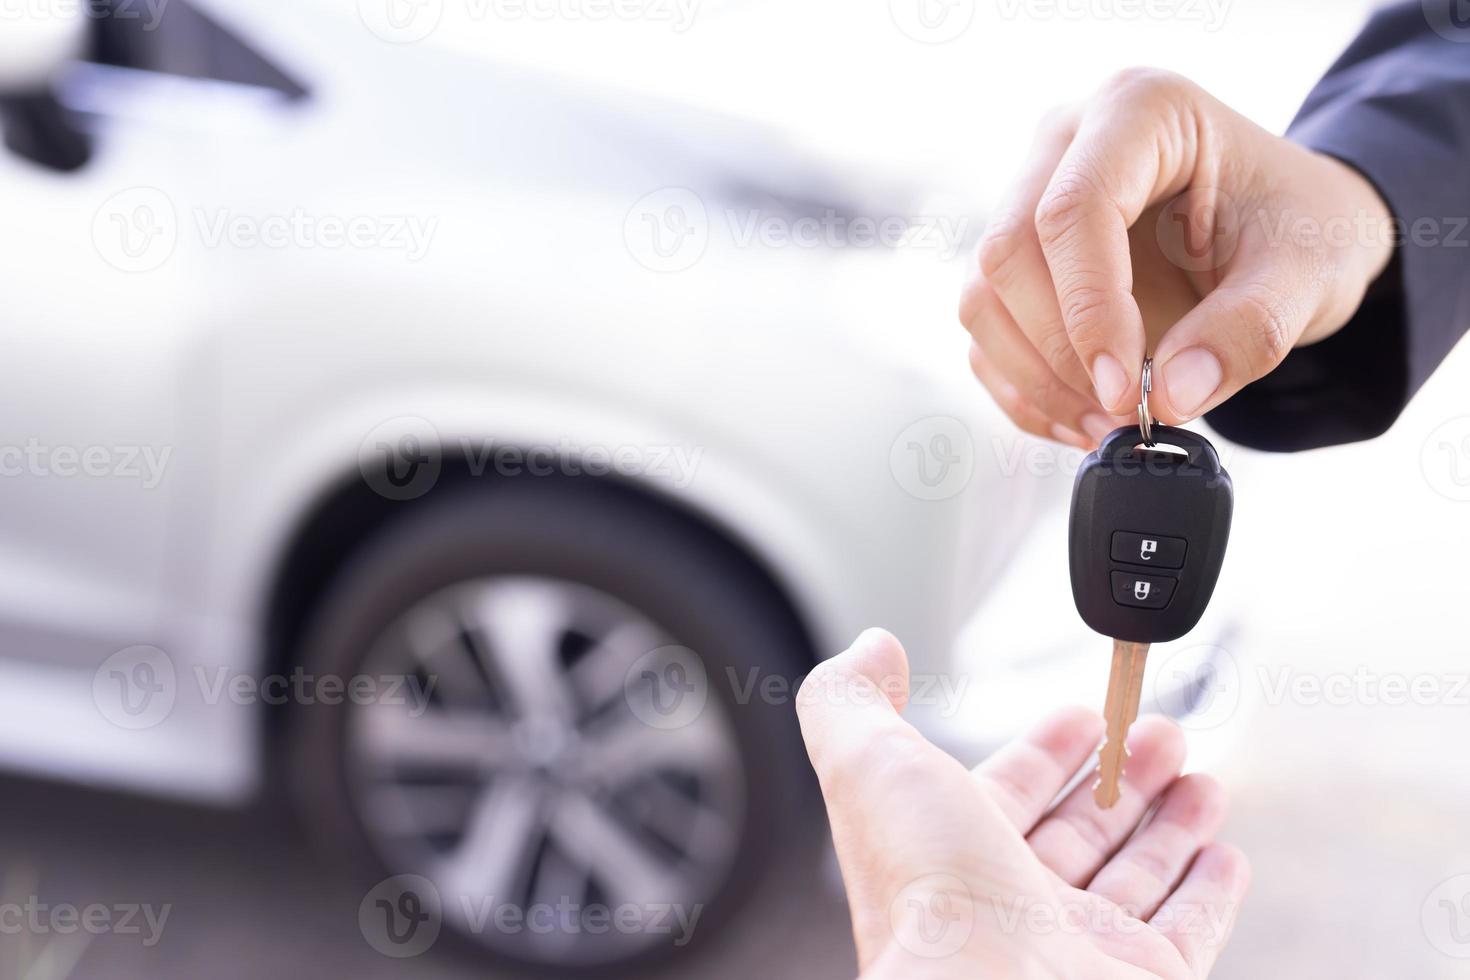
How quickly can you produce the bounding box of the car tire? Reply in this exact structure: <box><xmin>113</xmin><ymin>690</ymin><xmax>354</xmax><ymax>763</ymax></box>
<box><xmin>285</xmin><ymin>476</ymin><xmax>821</xmax><ymax>975</ymax></box>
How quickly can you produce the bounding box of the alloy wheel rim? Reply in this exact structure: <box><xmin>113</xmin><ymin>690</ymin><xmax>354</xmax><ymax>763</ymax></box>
<box><xmin>345</xmin><ymin>576</ymin><xmax>746</xmax><ymax>965</ymax></box>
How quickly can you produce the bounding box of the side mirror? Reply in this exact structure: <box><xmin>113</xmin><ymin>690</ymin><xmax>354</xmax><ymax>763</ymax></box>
<box><xmin>0</xmin><ymin>10</ymin><xmax>90</xmax><ymax>171</ymax></box>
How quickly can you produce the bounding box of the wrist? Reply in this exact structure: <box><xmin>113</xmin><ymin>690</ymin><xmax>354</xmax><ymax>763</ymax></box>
<box><xmin>1312</xmin><ymin>150</ymin><xmax>1397</xmax><ymax>319</ymax></box>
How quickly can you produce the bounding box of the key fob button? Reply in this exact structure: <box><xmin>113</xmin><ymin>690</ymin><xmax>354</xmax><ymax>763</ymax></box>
<box><xmin>1110</xmin><ymin>571</ymin><xmax>1177</xmax><ymax>610</ymax></box>
<box><xmin>1110</xmin><ymin>531</ymin><xmax>1187</xmax><ymax>569</ymax></box>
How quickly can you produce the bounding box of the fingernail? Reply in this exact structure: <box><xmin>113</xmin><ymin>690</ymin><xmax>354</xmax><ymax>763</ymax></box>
<box><xmin>1080</xmin><ymin>414</ymin><xmax>1114</xmax><ymax>445</ymax></box>
<box><xmin>1050</xmin><ymin>423</ymin><xmax>1088</xmax><ymax>448</ymax></box>
<box><xmin>1161</xmin><ymin>348</ymin><xmax>1223</xmax><ymax>419</ymax></box>
<box><xmin>1092</xmin><ymin>354</ymin><xmax>1128</xmax><ymax>410</ymax></box>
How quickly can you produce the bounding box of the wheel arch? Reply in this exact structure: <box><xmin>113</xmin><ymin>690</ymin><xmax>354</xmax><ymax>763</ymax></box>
<box><xmin>259</xmin><ymin>452</ymin><xmax>825</xmax><ymax>725</ymax></box>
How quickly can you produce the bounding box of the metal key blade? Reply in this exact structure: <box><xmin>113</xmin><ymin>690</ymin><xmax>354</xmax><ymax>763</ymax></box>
<box><xmin>1094</xmin><ymin>639</ymin><xmax>1150</xmax><ymax>809</ymax></box>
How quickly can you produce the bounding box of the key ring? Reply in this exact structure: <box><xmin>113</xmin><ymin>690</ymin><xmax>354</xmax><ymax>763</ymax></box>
<box><xmin>1137</xmin><ymin>357</ymin><xmax>1157</xmax><ymax>448</ymax></box>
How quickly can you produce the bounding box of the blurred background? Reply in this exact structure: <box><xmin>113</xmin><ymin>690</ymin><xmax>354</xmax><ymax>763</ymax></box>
<box><xmin>2</xmin><ymin>0</ymin><xmax>1470</xmax><ymax>977</ymax></box>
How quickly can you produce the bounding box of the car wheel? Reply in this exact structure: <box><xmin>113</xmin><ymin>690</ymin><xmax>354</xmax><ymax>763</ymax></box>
<box><xmin>286</xmin><ymin>477</ymin><xmax>818</xmax><ymax>974</ymax></box>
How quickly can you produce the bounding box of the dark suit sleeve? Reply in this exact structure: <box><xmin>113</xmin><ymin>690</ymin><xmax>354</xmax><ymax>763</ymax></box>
<box><xmin>1205</xmin><ymin>1</ymin><xmax>1470</xmax><ymax>452</ymax></box>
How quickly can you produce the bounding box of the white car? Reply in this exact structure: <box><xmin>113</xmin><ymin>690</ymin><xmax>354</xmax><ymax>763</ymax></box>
<box><xmin>0</xmin><ymin>2</ymin><xmax>1061</xmax><ymax>973</ymax></box>
<box><xmin>1</xmin><ymin>1</ymin><xmax>1251</xmax><ymax>973</ymax></box>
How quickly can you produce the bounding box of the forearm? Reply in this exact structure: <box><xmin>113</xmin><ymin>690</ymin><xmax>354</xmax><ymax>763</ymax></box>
<box><xmin>1208</xmin><ymin>0</ymin><xmax>1470</xmax><ymax>450</ymax></box>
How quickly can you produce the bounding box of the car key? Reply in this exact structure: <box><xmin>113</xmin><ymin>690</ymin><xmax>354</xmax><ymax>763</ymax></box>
<box><xmin>1069</xmin><ymin>359</ymin><xmax>1233</xmax><ymax>807</ymax></box>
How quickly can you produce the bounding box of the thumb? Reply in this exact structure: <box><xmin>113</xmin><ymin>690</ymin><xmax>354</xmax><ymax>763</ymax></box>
<box><xmin>797</xmin><ymin>630</ymin><xmax>986</xmax><ymax>968</ymax></box>
<box><xmin>1152</xmin><ymin>273</ymin><xmax>1309</xmax><ymax>423</ymax></box>
<box><xmin>795</xmin><ymin>628</ymin><xmax>991</xmax><ymax>847</ymax></box>
<box><xmin>796</xmin><ymin>628</ymin><xmax>914</xmax><ymax>789</ymax></box>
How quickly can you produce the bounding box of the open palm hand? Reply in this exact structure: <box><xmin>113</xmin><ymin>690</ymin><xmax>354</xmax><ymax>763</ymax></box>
<box><xmin>796</xmin><ymin>629</ymin><xmax>1250</xmax><ymax>979</ymax></box>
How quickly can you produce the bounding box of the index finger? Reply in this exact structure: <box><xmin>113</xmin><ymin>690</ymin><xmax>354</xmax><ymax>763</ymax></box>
<box><xmin>1034</xmin><ymin>70</ymin><xmax>1201</xmax><ymax>413</ymax></box>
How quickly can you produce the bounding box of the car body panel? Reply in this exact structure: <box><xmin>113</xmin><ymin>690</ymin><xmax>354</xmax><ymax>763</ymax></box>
<box><xmin>0</xmin><ymin>6</ymin><xmax>1039</xmax><ymax>802</ymax></box>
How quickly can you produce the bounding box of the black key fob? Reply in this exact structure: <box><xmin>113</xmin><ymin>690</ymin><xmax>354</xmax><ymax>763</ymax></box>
<box><xmin>1069</xmin><ymin>424</ymin><xmax>1233</xmax><ymax>644</ymax></box>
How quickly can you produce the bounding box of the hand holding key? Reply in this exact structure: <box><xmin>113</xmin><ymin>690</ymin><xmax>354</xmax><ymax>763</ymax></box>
<box><xmin>958</xmin><ymin>68</ymin><xmax>1393</xmax><ymax>447</ymax></box>
<box><xmin>798</xmin><ymin>629</ymin><xmax>1250</xmax><ymax>979</ymax></box>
